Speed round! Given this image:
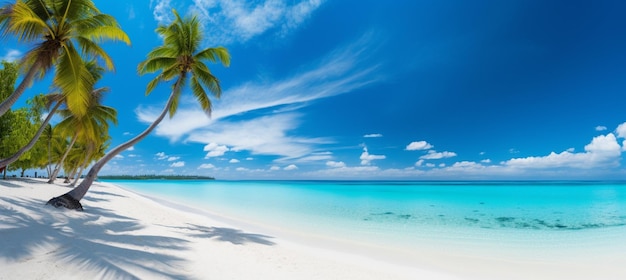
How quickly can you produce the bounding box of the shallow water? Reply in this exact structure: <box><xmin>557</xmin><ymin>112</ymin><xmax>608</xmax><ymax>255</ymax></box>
<box><xmin>103</xmin><ymin>180</ymin><xmax>626</xmax><ymax>259</ymax></box>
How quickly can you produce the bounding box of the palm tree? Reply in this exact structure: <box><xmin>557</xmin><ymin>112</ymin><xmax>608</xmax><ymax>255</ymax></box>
<box><xmin>68</xmin><ymin>134</ymin><xmax>110</xmax><ymax>186</ymax></box>
<box><xmin>47</xmin><ymin>9</ymin><xmax>230</xmax><ymax>210</ymax></box>
<box><xmin>0</xmin><ymin>0</ymin><xmax>130</xmax><ymax>117</ymax></box>
<box><xmin>47</xmin><ymin>86</ymin><xmax>116</xmax><ymax>183</ymax></box>
<box><xmin>0</xmin><ymin>60</ymin><xmax>108</xmax><ymax>170</ymax></box>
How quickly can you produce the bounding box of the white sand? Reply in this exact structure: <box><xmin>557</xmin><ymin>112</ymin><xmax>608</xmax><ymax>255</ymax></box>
<box><xmin>1</xmin><ymin>178</ymin><xmax>624</xmax><ymax>280</ymax></box>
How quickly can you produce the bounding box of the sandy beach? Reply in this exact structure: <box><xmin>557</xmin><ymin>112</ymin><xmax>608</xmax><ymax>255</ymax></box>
<box><xmin>1</xmin><ymin>178</ymin><xmax>625</xmax><ymax>280</ymax></box>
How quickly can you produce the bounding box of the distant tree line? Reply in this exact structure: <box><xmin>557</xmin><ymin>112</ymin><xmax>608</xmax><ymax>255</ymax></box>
<box><xmin>98</xmin><ymin>175</ymin><xmax>215</xmax><ymax>180</ymax></box>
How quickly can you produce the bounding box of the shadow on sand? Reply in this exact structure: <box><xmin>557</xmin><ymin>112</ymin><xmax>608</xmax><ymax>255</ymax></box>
<box><xmin>161</xmin><ymin>223</ymin><xmax>276</xmax><ymax>246</ymax></box>
<box><xmin>0</xmin><ymin>193</ymin><xmax>192</xmax><ymax>279</ymax></box>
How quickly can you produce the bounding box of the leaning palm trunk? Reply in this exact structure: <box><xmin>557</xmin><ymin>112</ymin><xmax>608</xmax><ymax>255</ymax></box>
<box><xmin>0</xmin><ymin>101</ymin><xmax>62</xmax><ymax>169</ymax></box>
<box><xmin>47</xmin><ymin>91</ymin><xmax>177</xmax><ymax>209</ymax></box>
<box><xmin>71</xmin><ymin>150</ymin><xmax>92</xmax><ymax>187</ymax></box>
<box><xmin>48</xmin><ymin>134</ymin><xmax>78</xmax><ymax>183</ymax></box>
<box><xmin>0</xmin><ymin>61</ymin><xmax>43</xmax><ymax>117</ymax></box>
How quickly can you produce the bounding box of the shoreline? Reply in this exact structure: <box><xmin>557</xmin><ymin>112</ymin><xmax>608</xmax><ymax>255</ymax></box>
<box><xmin>2</xmin><ymin>178</ymin><xmax>625</xmax><ymax>279</ymax></box>
<box><xmin>0</xmin><ymin>178</ymin><xmax>453</xmax><ymax>279</ymax></box>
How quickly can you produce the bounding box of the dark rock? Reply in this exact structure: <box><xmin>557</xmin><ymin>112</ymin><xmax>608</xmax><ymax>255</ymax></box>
<box><xmin>46</xmin><ymin>194</ymin><xmax>84</xmax><ymax>211</ymax></box>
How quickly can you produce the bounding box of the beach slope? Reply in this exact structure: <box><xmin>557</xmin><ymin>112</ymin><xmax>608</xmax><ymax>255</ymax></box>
<box><xmin>0</xmin><ymin>178</ymin><xmax>452</xmax><ymax>279</ymax></box>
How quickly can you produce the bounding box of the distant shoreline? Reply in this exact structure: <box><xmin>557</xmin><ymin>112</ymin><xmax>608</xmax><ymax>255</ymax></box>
<box><xmin>98</xmin><ymin>175</ymin><xmax>215</xmax><ymax>180</ymax></box>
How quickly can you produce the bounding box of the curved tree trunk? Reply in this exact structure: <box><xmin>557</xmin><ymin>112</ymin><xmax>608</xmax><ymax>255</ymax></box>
<box><xmin>0</xmin><ymin>101</ymin><xmax>62</xmax><ymax>169</ymax></box>
<box><xmin>47</xmin><ymin>91</ymin><xmax>177</xmax><ymax>209</ymax></box>
<box><xmin>0</xmin><ymin>61</ymin><xmax>42</xmax><ymax>117</ymax></box>
<box><xmin>48</xmin><ymin>134</ymin><xmax>78</xmax><ymax>183</ymax></box>
<box><xmin>71</xmin><ymin>152</ymin><xmax>91</xmax><ymax>187</ymax></box>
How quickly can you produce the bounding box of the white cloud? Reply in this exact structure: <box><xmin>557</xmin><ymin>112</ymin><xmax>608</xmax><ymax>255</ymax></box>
<box><xmin>186</xmin><ymin>0</ymin><xmax>325</xmax><ymax>44</ymax></box>
<box><xmin>616</xmin><ymin>122</ymin><xmax>626</xmax><ymax>138</ymax></box>
<box><xmin>1</xmin><ymin>49</ymin><xmax>22</xmax><ymax>62</ymax></box>
<box><xmin>284</xmin><ymin>164</ymin><xmax>298</xmax><ymax>170</ymax></box>
<box><xmin>155</xmin><ymin>152</ymin><xmax>167</xmax><ymax>160</ymax></box>
<box><xmin>198</xmin><ymin>163</ymin><xmax>216</xmax><ymax>169</ymax></box>
<box><xmin>151</xmin><ymin>0</ymin><xmax>172</xmax><ymax>23</ymax></box>
<box><xmin>188</xmin><ymin>114</ymin><xmax>331</xmax><ymax>161</ymax></box>
<box><xmin>295</xmin><ymin>152</ymin><xmax>333</xmax><ymax>162</ymax></box>
<box><xmin>127</xmin><ymin>146</ymin><xmax>135</xmax><ymax>151</ymax></box>
<box><xmin>364</xmin><ymin>134</ymin><xmax>383</xmax><ymax>138</ymax></box>
<box><xmin>170</xmin><ymin>161</ymin><xmax>185</xmax><ymax>167</ymax></box>
<box><xmin>236</xmin><ymin>167</ymin><xmax>248</xmax><ymax>171</ymax></box>
<box><xmin>415</xmin><ymin>159</ymin><xmax>424</xmax><ymax>166</ymax></box>
<box><xmin>127</xmin><ymin>4</ymin><xmax>136</xmax><ymax>20</ymax></box>
<box><xmin>135</xmin><ymin>34</ymin><xmax>382</xmax><ymax>142</ymax></box>
<box><xmin>167</xmin><ymin>156</ymin><xmax>180</xmax><ymax>161</ymax></box>
<box><xmin>114</xmin><ymin>155</ymin><xmax>124</xmax><ymax>159</ymax></box>
<box><xmin>420</xmin><ymin>150</ymin><xmax>457</xmax><ymax>160</ymax></box>
<box><xmin>229</xmin><ymin>159</ymin><xmax>240</xmax><ymax>163</ymax></box>
<box><xmin>326</xmin><ymin>161</ymin><xmax>346</xmax><ymax>168</ymax></box>
<box><xmin>136</xmin><ymin>33</ymin><xmax>381</xmax><ymax>161</ymax></box>
<box><xmin>596</xmin><ymin>125</ymin><xmax>607</xmax><ymax>131</ymax></box>
<box><xmin>360</xmin><ymin>147</ymin><xmax>385</xmax><ymax>165</ymax></box>
<box><xmin>504</xmin><ymin>134</ymin><xmax>621</xmax><ymax>169</ymax></box>
<box><xmin>406</xmin><ymin>141</ymin><xmax>433</xmax><ymax>151</ymax></box>
<box><xmin>204</xmin><ymin>142</ymin><xmax>230</xmax><ymax>158</ymax></box>
<box><xmin>246</xmin><ymin>157</ymin><xmax>254</xmax><ymax>161</ymax></box>
<box><xmin>270</xmin><ymin>166</ymin><xmax>281</xmax><ymax>171</ymax></box>
<box><xmin>480</xmin><ymin>159</ymin><xmax>492</xmax><ymax>163</ymax></box>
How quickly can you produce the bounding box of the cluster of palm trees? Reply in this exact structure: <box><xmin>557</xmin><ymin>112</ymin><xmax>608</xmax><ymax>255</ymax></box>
<box><xmin>0</xmin><ymin>0</ymin><xmax>230</xmax><ymax>210</ymax></box>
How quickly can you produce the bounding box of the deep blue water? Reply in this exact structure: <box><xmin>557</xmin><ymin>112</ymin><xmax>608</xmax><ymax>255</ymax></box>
<box><xmin>102</xmin><ymin>180</ymin><xmax>626</xmax><ymax>256</ymax></box>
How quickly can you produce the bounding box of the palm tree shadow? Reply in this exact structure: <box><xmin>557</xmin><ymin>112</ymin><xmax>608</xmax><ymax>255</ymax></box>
<box><xmin>0</xmin><ymin>196</ymin><xmax>193</xmax><ymax>279</ymax></box>
<box><xmin>165</xmin><ymin>223</ymin><xmax>276</xmax><ymax>246</ymax></box>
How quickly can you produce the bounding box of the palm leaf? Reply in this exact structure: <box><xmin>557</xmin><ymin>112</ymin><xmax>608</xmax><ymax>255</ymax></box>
<box><xmin>54</xmin><ymin>45</ymin><xmax>94</xmax><ymax>117</ymax></box>
<box><xmin>190</xmin><ymin>76</ymin><xmax>211</xmax><ymax>114</ymax></box>
<box><xmin>195</xmin><ymin>47</ymin><xmax>231</xmax><ymax>66</ymax></box>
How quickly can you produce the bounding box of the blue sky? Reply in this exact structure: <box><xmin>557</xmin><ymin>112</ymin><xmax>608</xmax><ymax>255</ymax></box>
<box><xmin>4</xmin><ymin>0</ymin><xmax>626</xmax><ymax>180</ymax></box>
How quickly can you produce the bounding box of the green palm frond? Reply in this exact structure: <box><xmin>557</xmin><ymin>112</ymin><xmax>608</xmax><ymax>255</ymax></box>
<box><xmin>0</xmin><ymin>0</ymin><xmax>130</xmax><ymax>117</ymax></box>
<box><xmin>168</xmin><ymin>85</ymin><xmax>182</xmax><ymax>118</ymax></box>
<box><xmin>192</xmin><ymin>62</ymin><xmax>221</xmax><ymax>97</ymax></box>
<box><xmin>138</xmin><ymin>8</ymin><xmax>229</xmax><ymax>117</ymax></box>
<box><xmin>79</xmin><ymin>25</ymin><xmax>131</xmax><ymax>45</ymax></box>
<box><xmin>139</xmin><ymin>56</ymin><xmax>177</xmax><ymax>75</ymax></box>
<box><xmin>195</xmin><ymin>47</ymin><xmax>231</xmax><ymax>67</ymax></box>
<box><xmin>190</xmin><ymin>76</ymin><xmax>211</xmax><ymax>114</ymax></box>
<box><xmin>54</xmin><ymin>46</ymin><xmax>94</xmax><ymax>118</ymax></box>
<box><xmin>0</xmin><ymin>1</ymin><xmax>49</xmax><ymax>42</ymax></box>
<box><xmin>76</xmin><ymin>37</ymin><xmax>115</xmax><ymax>70</ymax></box>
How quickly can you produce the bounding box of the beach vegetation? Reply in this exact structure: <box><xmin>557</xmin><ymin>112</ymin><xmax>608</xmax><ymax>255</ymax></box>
<box><xmin>98</xmin><ymin>175</ymin><xmax>215</xmax><ymax>180</ymax></box>
<box><xmin>48</xmin><ymin>9</ymin><xmax>230</xmax><ymax>210</ymax></box>
<box><xmin>0</xmin><ymin>0</ymin><xmax>130</xmax><ymax>118</ymax></box>
<box><xmin>0</xmin><ymin>95</ymin><xmax>48</xmax><ymax>179</ymax></box>
<box><xmin>47</xmin><ymin>61</ymin><xmax>116</xmax><ymax>183</ymax></box>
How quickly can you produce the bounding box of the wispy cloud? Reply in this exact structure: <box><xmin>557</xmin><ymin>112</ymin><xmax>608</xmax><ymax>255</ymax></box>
<box><xmin>170</xmin><ymin>161</ymin><xmax>185</xmax><ymax>167</ymax></box>
<box><xmin>1</xmin><ymin>49</ymin><xmax>22</xmax><ymax>62</ymax></box>
<box><xmin>406</xmin><ymin>141</ymin><xmax>433</xmax><ymax>151</ymax></box>
<box><xmin>198</xmin><ymin>163</ymin><xmax>216</xmax><ymax>169</ymax></box>
<box><xmin>364</xmin><ymin>133</ymin><xmax>383</xmax><ymax>138</ymax></box>
<box><xmin>149</xmin><ymin>0</ymin><xmax>324</xmax><ymax>44</ymax></box>
<box><xmin>151</xmin><ymin>0</ymin><xmax>173</xmax><ymax>23</ymax></box>
<box><xmin>284</xmin><ymin>164</ymin><xmax>298</xmax><ymax>170</ymax></box>
<box><xmin>190</xmin><ymin>0</ymin><xmax>324</xmax><ymax>44</ymax></box>
<box><xmin>137</xmin><ymin>33</ymin><xmax>382</xmax><ymax>161</ymax></box>
<box><xmin>420</xmin><ymin>150</ymin><xmax>457</xmax><ymax>160</ymax></box>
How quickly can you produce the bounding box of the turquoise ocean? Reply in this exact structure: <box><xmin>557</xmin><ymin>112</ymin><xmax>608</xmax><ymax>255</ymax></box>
<box><xmin>103</xmin><ymin>180</ymin><xmax>626</xmax><ymax>260</ymax></box>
